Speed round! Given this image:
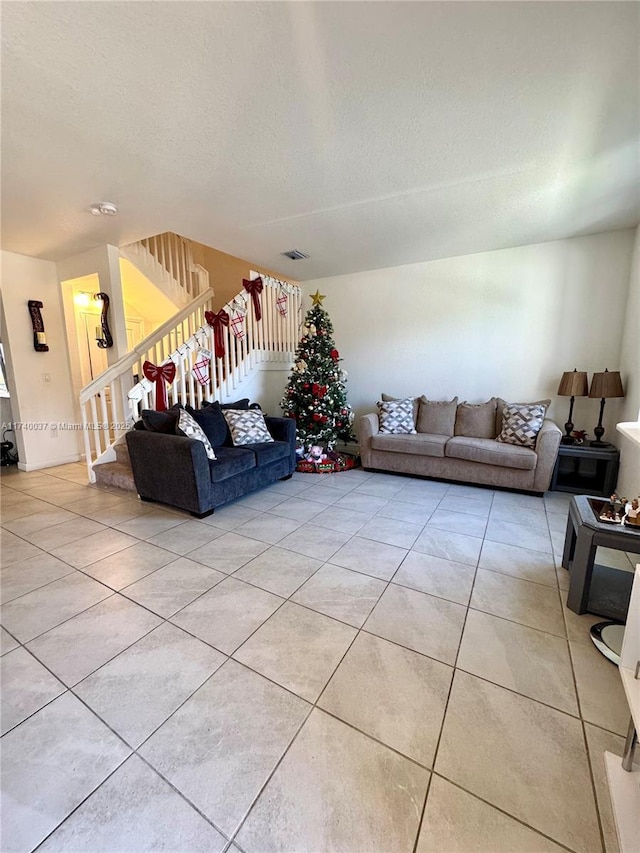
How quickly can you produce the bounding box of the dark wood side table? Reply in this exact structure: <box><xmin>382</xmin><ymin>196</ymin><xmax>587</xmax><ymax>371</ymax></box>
<box><xmin>562</xmin><ymin>495</ymin><xmax>640</xmax><ymax>615</ymax></box>
<box><xmin>551</xmin><ymin>443</ymin><xmax>620</xmax><ymax>497</ymax></box>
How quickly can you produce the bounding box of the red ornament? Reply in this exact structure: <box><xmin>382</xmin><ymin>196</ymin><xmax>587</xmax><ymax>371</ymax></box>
<box><xmin>313</xmin><ymin>413</ymin><xmax>322</xmax><ymax>421</ymax></box>
<box><xmin>303</xmin><ymin>383</ymin><xmax>310</xmax><ymax>389</ymax></box>
<box><xmin>330</xmin><ymin>349</ymin><xmax>339</xmax><ymax>361</ymax></box>
<box><xmin>320</xmin><ymin>416</ymin><xmax>328</xmax><ymax>424</ymax></box>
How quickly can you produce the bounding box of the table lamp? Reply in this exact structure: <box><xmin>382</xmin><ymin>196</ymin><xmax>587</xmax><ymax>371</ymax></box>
<box><xmin>589</xmin><ymin>369</ymin><xmax>624</xmax><ymax>447</ymax></box>
<box><xmin>557</xmin><ymin>369</ymin><xmax>589</xmax><ymax>445</ymax></box>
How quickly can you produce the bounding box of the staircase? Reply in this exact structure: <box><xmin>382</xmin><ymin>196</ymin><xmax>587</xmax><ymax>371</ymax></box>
<box><xmin>94</xmin><ymin>439</ymin><xmax>137</xmax><ymax>492</ymax></box>
<box><xmin>85</xmin><ymin>273</ymin><xmax>302</xmax><ymax>490</ymax></box>
<box><xmin>120</xmin><ymin>232</ymin><xmax>209</xmax><ymax>308</ymax></box>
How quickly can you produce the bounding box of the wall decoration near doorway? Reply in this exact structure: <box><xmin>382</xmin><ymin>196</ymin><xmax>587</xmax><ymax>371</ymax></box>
<box><xmin>94</xmin><ymin>292</ymin><xmax>113</xmax><ymax>349</ymax></box>
<box><xmin>27</xmin><ymin>300</ymin><xmax>49</xmax><ymax>352</ymax></box>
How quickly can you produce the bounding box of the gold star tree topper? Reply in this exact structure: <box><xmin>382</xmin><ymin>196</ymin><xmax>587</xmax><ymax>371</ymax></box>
<box><xmin>310</xmin><ymin>289</ymin><xmax>326</xmax><ymax>306</ymax></box>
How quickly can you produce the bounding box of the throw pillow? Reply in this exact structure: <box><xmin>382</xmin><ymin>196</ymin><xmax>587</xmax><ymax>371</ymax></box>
<box><xmin>381</xmin><ymin>393</ymin><xmax>419</xmax><ymax>424</ymax></box>
<box><xmin>205</xmin><ymin>398</ymin><xmax>250</xmax><ymax>410</ymax></box>
<box><xmin>186</xmin><ymin>402</ymin><xmax>228</xmax><ymax>447</ymax></box>
<box><xmin>495</xmin><ymin>397</ymin><xmax>550</xmax><ymax>435</ymax></box>
<box><xmin>377</xmin><ymin>398</ymin><xmax>417</xmax><ymax>434</ymax></box>
<box><xmin>417</xmin><ymin>397</ymin><xmax>458</xmax><ymax>436</ymax></box>
<box><xmin>455</xmin><ymin>398</ymin><xmax>498</xmax><ymax>439</ymax></box>
<box><xmin>496</xmin><ymin>403</ymin><xmax>546</xmax><ymax>448</ymax></box>
<box><xmin>141</xmin><ymin>405</ymin><xmax>181</xmax><ymax>434</ymax></box>
<box><xmin>223</xmin><ymin>409</ymin><xmax>274</xmax><ymax>445</ymax></box>
<box><xmin>176</xmin><ymin>408</ymin><xmax>217</xmax><ymax>460</ymax></box>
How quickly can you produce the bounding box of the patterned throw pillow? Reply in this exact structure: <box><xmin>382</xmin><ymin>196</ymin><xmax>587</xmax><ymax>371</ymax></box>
<box><xmin>223</xmin><ymin>409</ymin><xmax>274</xmax><ymax>445</ymax></box>
<box><xmin>176</xmin><ymin>408</ymin><xmax>217</xmax><ymax>460</ymax></box>
<box><xmin>377</xmin><ymin>398</ymin><xmax>417</xmax><ymax>435</ymax></box>
<box><xmin>496</xmin><ymin>404</ymin><xmax>546</xmax><ymax>448</ymax></box>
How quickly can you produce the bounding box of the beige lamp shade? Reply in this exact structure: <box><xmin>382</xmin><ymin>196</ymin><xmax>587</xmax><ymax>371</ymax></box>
<box><xmin>589</xmin><ymin>370</ymin><xmax>624</xmax><ymax>399</ymax></box>
<box><xmin>557</xmin><ymin>370</ymin><xmax>589</xmax><ymax>397</ymax></box>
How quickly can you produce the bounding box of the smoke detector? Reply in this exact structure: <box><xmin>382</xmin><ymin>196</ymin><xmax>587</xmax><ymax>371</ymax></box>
<box><xmin>281</xmin><ymin>250</ymin><xmax>309</xmax><ymax>260</ymax></box>
<box><xmin>89</xmin><ymin>202</ymin><xmax>119</xmax><ymax>216</ymax></box>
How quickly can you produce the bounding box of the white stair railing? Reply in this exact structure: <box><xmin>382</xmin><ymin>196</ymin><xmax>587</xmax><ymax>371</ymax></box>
<box><xmin>126</xmin><ymin>276</ymin><xmax>302</xmax><ymax>418</ymax></box>
<box><xmin>121</xmin><ymin>232</ymin><xmax>209</xmax><ymax>303</ymax></box>
<box><xmin>80</xmin><ymin>276</ymin><xmax>301</xmax><ymax>483</ymax></box>
<box><xmin>80</xmin><ymin>289</ymin><xmax>214</xmax><ymax>483</ymax></box>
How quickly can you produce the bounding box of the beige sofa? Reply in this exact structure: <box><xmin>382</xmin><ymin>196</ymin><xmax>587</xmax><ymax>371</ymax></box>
<box><xmin>359</xmin><ymin>396</ymin><xmax>562</xmax><ymax>494</ymax></box>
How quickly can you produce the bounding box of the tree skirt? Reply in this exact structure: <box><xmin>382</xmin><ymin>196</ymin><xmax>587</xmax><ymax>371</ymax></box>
<box><xmin>296</xmin><ymin>452</ymin><xmax>360</xmax><ymax>474</ymax></box>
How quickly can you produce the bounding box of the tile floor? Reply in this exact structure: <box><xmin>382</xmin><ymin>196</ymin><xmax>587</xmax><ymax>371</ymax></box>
<box><xmin>1</xmin><ymin>462</ymin><xmax>637</xmax><ymax>853</ymax></box>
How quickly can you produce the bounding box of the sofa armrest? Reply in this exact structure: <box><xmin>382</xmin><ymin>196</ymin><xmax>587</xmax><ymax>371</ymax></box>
<box><xmin>358</xmin><ymin>413</ymin><xmax>379</xmax><ymax>468</ymax></box>
<box><xmin>265</xmin><ymin>416</ymin><xmax>296</xmax><ymax>473</ymax></box>
<box><xmin>126</xmin><ymin>430</ymin><xmax>211</xmax><ymax>514</ymax></box>
<box><xmin>532</xmin><ymin>419</ymin><xmax>562</xmax><ymax>492</ymax></box>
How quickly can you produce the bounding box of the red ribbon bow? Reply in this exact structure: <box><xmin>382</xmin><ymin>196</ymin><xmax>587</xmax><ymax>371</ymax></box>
<box><xmin>312</xmin><ymin>383</ymin><xmax>327</xmax><ymax>398</ymax></box>
<box><xmin>142</xmin><ymin>360</ymin><xmax>176</xmax><ymax>411</ymax></box>
<box><xmin>205</xmin><ymin>309</ymin><xmax>230</xmax><ymax>359</ymax></box>
<box><xmin>242</xmin><ymin>276</ymin><xmax>263</xmax><ymax>321</ymax></box>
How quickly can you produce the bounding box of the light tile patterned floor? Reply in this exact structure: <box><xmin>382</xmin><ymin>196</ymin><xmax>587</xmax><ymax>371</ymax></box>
<box><xmin>1</xmin><ymin>462</ymin><xmax>636</xmax><ymax>853</ymax></box>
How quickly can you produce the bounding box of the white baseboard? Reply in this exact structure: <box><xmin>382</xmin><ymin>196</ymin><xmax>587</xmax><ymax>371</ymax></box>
<box><xmin>17</xmin><ymin>453</ymin><xmax>82</xmax><ymax>472</ymax></box>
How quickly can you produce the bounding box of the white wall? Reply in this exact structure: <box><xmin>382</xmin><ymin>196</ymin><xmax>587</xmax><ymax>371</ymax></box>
<box><xmin>616</xmin><ymin>225</ymin><xmax>640</xmax><ymax>498</ymax></box>
<box><xmin>303</xmin><ymin>230</ymin><xmax>635</xmax><ymax>440</ymax></box>
<box><xmin>0</xmin><ymin>250</ymin><xmax>81</xmax><ymax>469</ymax></box>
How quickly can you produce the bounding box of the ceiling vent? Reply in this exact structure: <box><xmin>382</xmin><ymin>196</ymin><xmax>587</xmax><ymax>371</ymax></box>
<box><xmin>281</xmin><ymin>250</ymin><xmax>309</xmax><ymax>260</ymax></box>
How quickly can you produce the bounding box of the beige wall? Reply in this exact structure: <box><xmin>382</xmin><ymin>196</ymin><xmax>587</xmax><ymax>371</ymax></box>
<box><xmin>190</xmin><ymin>240</ymin><xmax>297</xmax><ymax>309</ymax></box>
<box><xmin>616</xmin><ymin>225</ymin><xmax>640</xmax><ymax>498</ymax></box>
<box><xmin>302</xmin><ymin>229</ymin><xmax>636</xmax><ymax>439</ymax></box>
<box><xmin>0</xmin><ymin>250</ymin><xmax>80</xmax><ymax>469</ymax></box>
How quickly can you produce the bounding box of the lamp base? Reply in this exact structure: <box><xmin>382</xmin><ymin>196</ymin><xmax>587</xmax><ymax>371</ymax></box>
<box><xmin>590</xmin><ymin>440</ymin><xmax>611</xmax><ymax>448</ymax></box>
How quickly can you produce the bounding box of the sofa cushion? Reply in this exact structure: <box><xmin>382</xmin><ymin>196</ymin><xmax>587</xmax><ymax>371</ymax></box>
<box><xmin>208</xmin><ymin>447</ymin><xmax>256</xmax><ymax>482</ymax></box>
<box><xmin>417</xmin><ymin>397</ymin><xmax>458</xmax><ymax>436</ymax></box>
<box><xmin>445</xmin><ymin>436</ymin><xmax>537</xmax><ymax>470</ymax></box>
<box><xmin>455</xmin><ymin>398</ymin><xmax>497</xmax><ymax>438</ymax></box>
<box><xmin>247</xmin><ymin>441</ymin><xmax>291</xmax><ymax>467</ymax></box>
<box><xmin>495</xmin><ymin>397</ymin><xmax>550</xmax><ymax>435</ymax></box>
<box><xmin>223</xmin><ymin>409</ymin><xmax>274</xmax><ymax>445</ymax></box>
<box><xmin>377</xmin><ymin>398</ymin><xmax>417</xmax><ymax>434</ymax></box>
<box><xmin>371</xmin><ymin>433</ymin><xmax>449</xmax><ymax>457</ymax></box>
<box><xmin>141</xmin><ymin>406</ymin><xmax>180</xmax><ymax>434</ymax></box>
<box><xmin>176</xmin><ymin>408</ymin><xmax>217</xmax><ymax>460</ymax></box>
<box><xmin>186</xmin><ymin>403</ymin><xmax>228</xmax><ymax>447</ymax></box>
<box><xmin>497</xmin><ymin>404</ymin><xmax>546</xmax><ymax>449</ymax></box>
<box><xmin>382</xmin><ymin>393</ymin><xmax>419</xmax><ymax>424</ymax></box>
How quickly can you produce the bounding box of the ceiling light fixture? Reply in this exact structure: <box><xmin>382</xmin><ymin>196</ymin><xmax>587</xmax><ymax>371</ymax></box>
<box><xmin>89</xmin><ymin>202</ymin><xmax>118</xmax><ymax>216</ymax></box>
<box><xmin>281</xmin><ymin>250</ymin><xmax>309</xmax><ymax>260</ymax></box>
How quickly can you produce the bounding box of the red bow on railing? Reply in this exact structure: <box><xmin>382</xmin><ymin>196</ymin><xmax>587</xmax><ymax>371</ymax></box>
<box><xmin>205</xmin><ymin>309</ymin><xmax>230</xmax><ymax>360</ymax></box>
<box><xmin>142</xmin><ymin>360</ymin><xmax>176</xmax><ymax>411</ymax></box>
<box><xmin>242</xmin><ymin>276</ymin><xmax>263</xmax><ymax>321</ymax></box>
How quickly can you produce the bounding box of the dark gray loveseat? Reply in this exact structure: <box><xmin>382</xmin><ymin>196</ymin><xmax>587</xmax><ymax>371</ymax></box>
<box><xmin>126</xmin><ymin>406</ymin><xmax>296</xmax><ymax>518</ymax></box>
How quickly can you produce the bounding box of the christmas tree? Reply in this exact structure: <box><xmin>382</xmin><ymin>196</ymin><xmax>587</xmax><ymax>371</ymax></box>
<box><xmin>281</xmin><ymin>290</ymin><xmax>355</xmax><ymax>451</ymax></box>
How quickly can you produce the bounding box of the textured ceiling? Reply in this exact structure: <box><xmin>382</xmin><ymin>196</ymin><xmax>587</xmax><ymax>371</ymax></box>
<box><xmin>2</xmin><ymin>1</ymin><xmax>638</xmax><ymax>279</ymax></box>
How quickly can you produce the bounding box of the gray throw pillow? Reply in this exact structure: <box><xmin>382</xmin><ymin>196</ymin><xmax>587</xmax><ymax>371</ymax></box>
<box><xmin>495</xmin><ymin>398</ymin><xmax>550</xmax><ymax>435</ymax></box>
<box><xmin>176</xmin><ymin>408</ymin><xmax>217</xmax><ymax>460</ymax></box>
<box><xmin>223</xmin><ymin>409</ymin><xmax>274</xmax><ymax>445</ymax></box>
<box><xmin>496</xmin><ymin>403</ymin><xmax>546</xmax><ymax>448</ymax></box>
<box><xmin>377</xmin><ymin>398</ymin><xmax>417</xmax><ymax>434</ymax></box>
<box><xmin>416</xmin><ymin>397</ymin><xmax>458</xmax><ymax>436</ymax></box>
<box><xmin>455</xmin><ymin>398</ymin><xmax>498</xmax><ymax>439</ymax></box>
<box><xmin>381</xmin><ymin>393</ymin><xmax>419</xmax><ymax>425</ymax></box>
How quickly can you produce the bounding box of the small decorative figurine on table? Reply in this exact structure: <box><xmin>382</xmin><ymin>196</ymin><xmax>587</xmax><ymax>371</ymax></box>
<box><xmin>600</xmin><ymin>493</ymin><xmax>623</xmax><ymax>523</ymax></box>
<box><xmin>625</xmin><ymin>498</ymin><xmax>640</xmax><ymax>526</ymax></box>
<box><xmin>572</xmin><ymin>430</ymin><xmax>588</xmax><ymax>445</ymax></box>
